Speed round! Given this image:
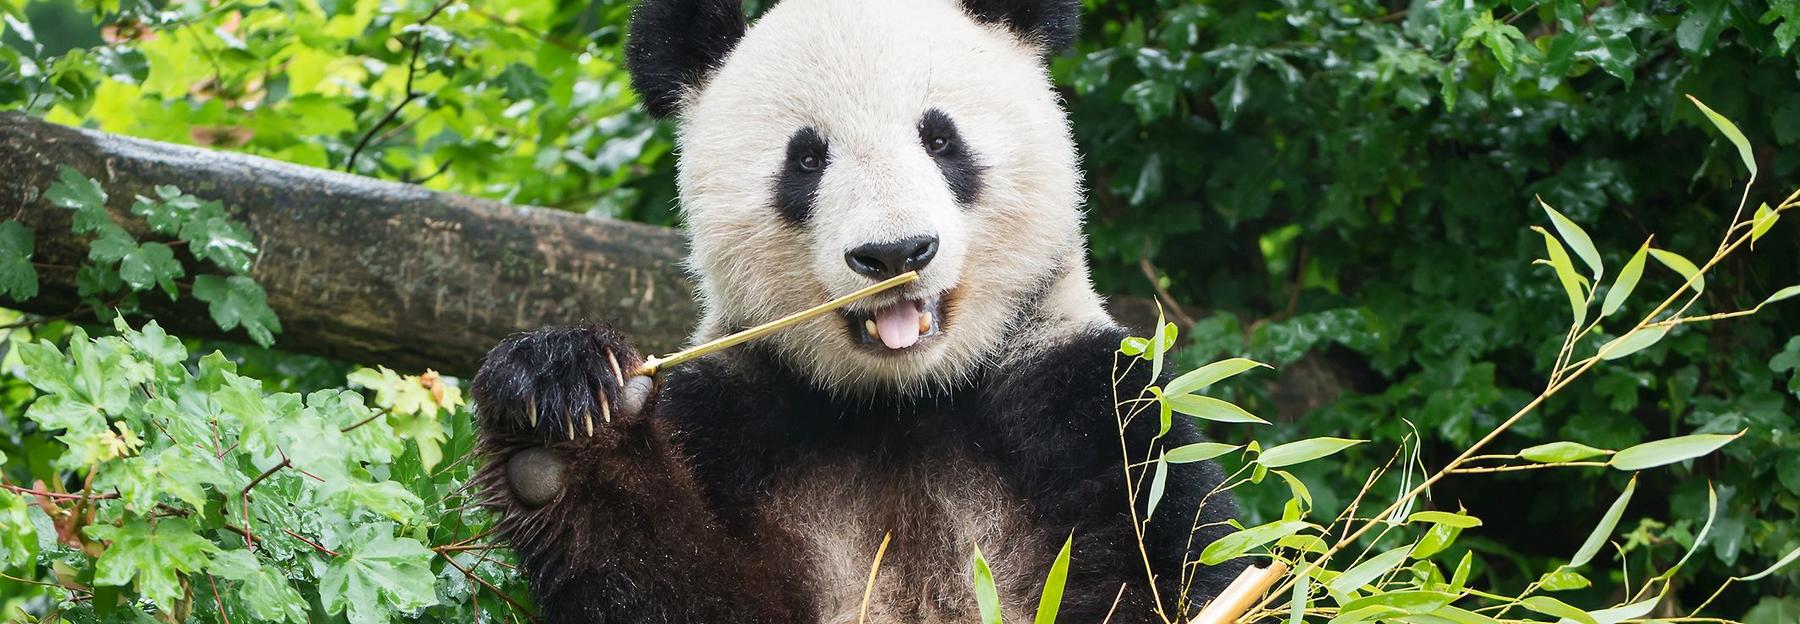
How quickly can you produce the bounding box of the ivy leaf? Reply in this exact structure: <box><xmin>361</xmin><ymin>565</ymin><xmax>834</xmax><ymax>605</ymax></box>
<box><xmin>88</xmin><ymin>224</ymin><xmax>138</xmax><ymax>265</ymax></box>
<box><xmin>209</xmin><ymin>550</ymin><xmax>309</xmax><ymax>624</ymax></box>
<box><xmin>120</xmin><ymin>241</ymin><xmax>184</xmax><ymax>296</ymax></box>
<box><xmin>192</xmin><ymin>274</ymin><xmax>282</xmax><ymax>347</ymax></box>
<box><xmin>319</xmin><ymin>524</ymin><xmax>440</xmax><ymax>624</ymax></box>
<box><xmin>85</xmin><ymin>519</ymin><xmax>222</xmax><ymax>609</ymax></box>
<box><xmin>0</xmin><ymin>490</ymin><xmax>34</xmax><ymax>569</ymax></box>
<box><xmin>182</xmin><ymin>216</ymin><xmax>258</xmax><ymax>275</ymax></box>
<box><xmin>45</xmin><ymin>165</ymin><xmax>111</xmax><ymax>234</ymax></box>
<box><xmin>0</xmin><ymin>220</ymin><xmax>39</xmax><ymax>301</ymax></box>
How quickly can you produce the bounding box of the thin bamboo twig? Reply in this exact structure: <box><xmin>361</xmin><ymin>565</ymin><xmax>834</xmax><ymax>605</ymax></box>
<box><xmin>634</xmin><ymin>272</ymin><xmax>919</xmax><ymax>376</ymax></box>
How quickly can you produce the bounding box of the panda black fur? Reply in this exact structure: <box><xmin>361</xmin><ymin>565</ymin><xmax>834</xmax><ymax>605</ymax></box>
<box><xmin>471</xmin><ymin>0</ymin><xmax>1248</xmax><ymax>622</ymax></box>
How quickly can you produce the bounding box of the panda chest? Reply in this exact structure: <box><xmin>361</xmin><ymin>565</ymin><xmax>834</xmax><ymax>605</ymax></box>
<box><xmin>763</xmin><ymin>452</ymin><xmax>1048</xmax><ymax>624</ymax></box>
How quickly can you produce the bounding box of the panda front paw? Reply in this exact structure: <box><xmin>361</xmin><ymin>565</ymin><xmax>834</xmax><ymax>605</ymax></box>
<box><xmin>471</xmin><ymin>323</ymin><xmax>656</xmax><ymax>443</ymax></box>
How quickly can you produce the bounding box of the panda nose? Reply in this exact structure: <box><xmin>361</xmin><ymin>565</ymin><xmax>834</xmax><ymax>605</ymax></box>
<box><xmin>845</xmin><ymin>235</ymin><xmax>938</xmax><ymax>279</ymax></box>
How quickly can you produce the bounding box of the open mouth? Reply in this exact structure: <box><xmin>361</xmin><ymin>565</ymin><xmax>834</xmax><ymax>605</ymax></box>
<box><xmin>841</xmin><ymin>295</ymin><xmax>944</xmax><ymax>350</ymax></box>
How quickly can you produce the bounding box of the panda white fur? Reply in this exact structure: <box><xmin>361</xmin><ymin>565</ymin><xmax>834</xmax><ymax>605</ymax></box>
<box><xmin>470</xmin><ymin>0</ymin><xmax>1247</xmax><ymax>622</ymax></box>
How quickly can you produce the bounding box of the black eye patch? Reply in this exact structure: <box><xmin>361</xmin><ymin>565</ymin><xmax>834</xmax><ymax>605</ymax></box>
<box><xmin>773</xmin><ymin>127</ymin><xmax>829</xmax><ymax>224</ymax></box>
<box><xmin>918</xmin><ymin>109</ymin><xmax>983</xmax><ymax>206</ymax></box>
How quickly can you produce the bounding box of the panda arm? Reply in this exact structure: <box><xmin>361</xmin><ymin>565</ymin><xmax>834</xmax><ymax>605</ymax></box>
<box><xmin>980</xmin><ymin>328</ymin><xmax>1249</xmax><ymax>621</ymax></box>
<box><xmin>469</xmin><ymin>325</ymin><xmax>805</xmax><ymax>624</ymax></box>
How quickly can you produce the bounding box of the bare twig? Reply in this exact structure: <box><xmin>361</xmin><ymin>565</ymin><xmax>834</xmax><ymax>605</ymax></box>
<box><xmin>345</xmin><ymin>0</ymin><xmax>458</xmax><ymax>172</ymax></box>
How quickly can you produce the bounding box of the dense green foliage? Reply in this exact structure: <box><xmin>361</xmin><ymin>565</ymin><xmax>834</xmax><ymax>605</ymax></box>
<box><xmin>1</xmin><ymin>0</ymin><xmax>1797</xmax><ymax>622</ymax></box>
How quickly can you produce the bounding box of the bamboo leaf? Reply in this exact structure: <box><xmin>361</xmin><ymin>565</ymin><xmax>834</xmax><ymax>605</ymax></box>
<box><xmin>1648</xmin><ymin>248</ymin><xmax>1705</xmax><ymax>294</ymax></box>
<box><xmin>1598</xmin><ymin>326</ymin><xmax>1669</xmax><ymax>360</ymax></box>
<box><xmin>1601</xmin><ymin>240</ymin><xmax>1649</xmax><ymax>318</ymax></box>
<box><xmin>1533</xmin><ymin>227</ymin><xmax>1588</xmax><ymax>326</ymax></box>
<box><xmin>1288</xmin><ymin>568</ymin><xmax>1311</xmax><ymax>624</ymax></box>
<box><xmin>1520</xmin><ymin>441</ymin><xmax>1611</xmax><ymax>463</ymax></box>
<box><xmin>1257</xmin><ymin>437</ymin><xmax>1365</xmax><ymax>468</ymax></box>
<box><xmin>1763</xmin><ymin>285</ymin><xmax>1800</xmax><ymax>307</ymax></box>
<box><xmin>1751</xmin><ymin>203</ymin><xmax>1778</xmax><ymax>244</ymax></box>
<box><xmin>1519</xmin><ymin>596</ymin><xmax>1597</xmax><ymax>624</ymax></box>
<box><xmin>1166</xmin><ymin>442</ymin><xmax>1240</xmax><ymax>463</ymax></box>
<box><xmin>971</xmin><ymin>545</ymin><xmax>1004</xmax><ymax>624</ymax></box>
<box><xmin>1540</xmin><ymin>198</ymin><xmax>1602</xmax><ymax>279</ymax></box>
<box><xmin>1164</xmin><ymin>357</ymin><xmax>1270</xmax><ymax>396</ymax></box>
<box><xmin>1576</xmin><ymin>598</ymin><xmax>1660</xmax><ymax>624</ymax></box>
<box><xmin>1571</xmin><ymin>477</ymin><xmax>1634</xmax><ymax>567</ymax></box>
<box><xmin>1608</xmin><ymin>432</ymin><xmax>1741</xmax><ymax>471</ymax></box>
<box><xmin>1146</xmin><ymin>454</ymin><xmax>1169</xmax><ymax>519</ymax></box>
<box><xmin>1199</xmin><ymin>520</ymin><xmax>1313</xmax><ymax>565</ymax></box>
<box><xmin>1326</xmin><ymin>545</ymin><xmax>1411</xmax><ymax>595</ymax></box>
<box><xmin>1685</xmin><ymin>94</ymin><xmax>1757</xmax><ymax>176</ymax></box>
<box><xmin>1669</xmin><ymin>484</ymin><xmax>1719</xmax><ymax>574</ymax></box>
<box><xmin>1033</xmin><ymin>536</ymin><xmax>1072</xmax><ymax>624</ymax></box>
<box><xmin>1740</xmin><ymin>544</ymin><xmax>1800</xmax><ymax>581</ymax></box>
<box><xmin>1406</xmin><ymin>510</ymin><xmax>1483</xmax><ymax>529</ymax></box>
<box><xmin>1163</xmin><ymin>393</ymin><xmax>1268</xmax><ymax>424</ymax></box>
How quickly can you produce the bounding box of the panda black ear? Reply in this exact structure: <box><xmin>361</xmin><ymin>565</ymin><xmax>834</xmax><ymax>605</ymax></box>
<box><xmin>959</xmin><ymin>0</ymin><xmax>1081</xmax><ymax>53</ymax></box>
<box><xmin>625</xmin><ymin>0</ymin><xmax>748</xmax><ymax>118</ymax></box>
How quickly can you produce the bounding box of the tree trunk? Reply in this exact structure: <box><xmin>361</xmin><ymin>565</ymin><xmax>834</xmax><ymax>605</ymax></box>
<box><xmin>0</xmin><ymin>113</ymin><xmax>697</xmax><ymax>377</ymax></box>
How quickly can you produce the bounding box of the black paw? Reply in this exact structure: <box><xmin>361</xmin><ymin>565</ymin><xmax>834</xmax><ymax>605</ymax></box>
<box><xmin>471</xmin><ymin>324</ymin><xmax>655</xmax><ymax>443</ymax></box>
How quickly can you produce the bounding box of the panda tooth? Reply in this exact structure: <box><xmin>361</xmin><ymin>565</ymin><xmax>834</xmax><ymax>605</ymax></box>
<box><xmin>864</xmin><ymin>319</ymin><xmax>878</xmax><ymax>337</ymax></box>
<box><xmin>918</xmin><ymin>311</ymin><xmax>932</xmax><ymax>334</ymax></box>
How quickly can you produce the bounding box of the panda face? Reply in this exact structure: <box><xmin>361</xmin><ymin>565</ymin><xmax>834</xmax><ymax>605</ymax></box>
<box><xmin>672</xmin><ymin>0</ymin><xmax>1087</xmax><ymax>393</ymax></box>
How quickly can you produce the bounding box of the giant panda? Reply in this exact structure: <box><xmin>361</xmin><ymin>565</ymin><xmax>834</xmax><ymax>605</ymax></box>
<box><xmin>469</xmin><ymin>0</ymin><xmax>1247</xmax><ymax>622</ymax></box>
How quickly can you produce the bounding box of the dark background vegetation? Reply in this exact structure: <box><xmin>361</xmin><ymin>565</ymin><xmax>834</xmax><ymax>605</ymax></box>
<box><xmin>1</xmin><ymin>0</ymin><xmax>1797</xmax><ymax>621</ymax></box>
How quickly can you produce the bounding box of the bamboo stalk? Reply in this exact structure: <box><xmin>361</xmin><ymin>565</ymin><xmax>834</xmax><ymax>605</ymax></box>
<box><xmin>1188</xmin><ymin>561</ymin><xmax>1290</xmax><ymax>624</ymax></box>
<box><xmin>634</xmin><ymin>272</ymin><xmax>920</xmax><ymax>376</ymax></box>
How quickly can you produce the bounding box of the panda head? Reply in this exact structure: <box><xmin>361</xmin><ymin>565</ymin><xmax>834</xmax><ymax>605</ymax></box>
<box><xmin>628</xmin><ymin>0</ymin><xmax>1106</xmax><ymax>394</ymax></box>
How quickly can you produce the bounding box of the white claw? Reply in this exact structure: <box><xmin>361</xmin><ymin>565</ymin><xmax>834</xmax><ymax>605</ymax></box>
<box><xmin>601</xmin><ymin>393</ymin><xmax>613</xmax><ymax>423</ymax></box>
<box><xmin>565</xmin><ymin>417</ymin><xmax>575</xmax><ymax>441</ymax></box>
<box><xmin>527</xmin><ymin>397</ymin><xmax>538</xmax><ymax>427</ymax></box>
<box><xmin>606</xmin><ymin>349</ymin><xmax>625</xmax><ymax>381</ymax></box>
<box><xmin>584</xmin><ymin>411</ymin><xmax>595</xmax><ymax>436</ymax></box>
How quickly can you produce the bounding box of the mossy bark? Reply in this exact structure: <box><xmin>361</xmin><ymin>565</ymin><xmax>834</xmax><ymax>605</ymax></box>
<box><xmin>0</xmin><ymin>113</ymin><xmax>697</xmax><ymax>376</ymax></box>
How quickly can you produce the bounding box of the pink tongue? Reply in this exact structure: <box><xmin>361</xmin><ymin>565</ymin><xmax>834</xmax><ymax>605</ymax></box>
<box><xmin>874</xmin><ymin>303</ymin><xmax>921</xmax><ymax>349</ymax></box>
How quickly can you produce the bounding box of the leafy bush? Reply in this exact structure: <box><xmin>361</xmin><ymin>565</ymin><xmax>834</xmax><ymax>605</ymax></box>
<box><xmin>0</xmin><ymin>171</ymin><xmax>520</xmax><ymax>623</ymax></box>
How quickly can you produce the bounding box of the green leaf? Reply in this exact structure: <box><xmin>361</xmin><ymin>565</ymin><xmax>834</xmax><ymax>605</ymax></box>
<box><xmin>971</xmin><ymin>545</ymin><xmax>1004</xmax><ymax>624</ymax></box>
<box><xmin>1685</xmin><ymin>94</ymin><xmax>1757</xmax><ymax>176</ymax></box>
<box><xmin>192</xmin><ymin>274</ymin><xmax>282</xmax><ymax>347</ymax></box>
<box><xmin>1540</xmin><ymin>199</ymin><xmax>1602</xmax><ymax>279</ymax></box>
<box><xmin>119</xmin><ymin>241</ymin><xmax>184</xmax><ymax>295</ymax></box>
<box><xmin>1520</xmin><ymin>441</ymin><xmax>1611</xmax><ymax>463</ymax></box>
<box><xmin>1257</xmin><ymin>437</ymin><xmax>1365</xmax><ymax>468</ymax></box>
<box><xmin>1166</xmin><ymin>442</ymin><xmax>1240</xmax><ymax>463</ymax></box>
<box><xmin>1581</xmin><ymin>598</ymin><xmax>1660</xmax><ymax>624</ymax></box>
<box><xmin>1763</xmin><ymin>285</ymin><xmax>1800</xmax><ymax>307</ymax></box>
<box><xmin>1164</xmin><ymin>358</ymin><xmax>1270</xmax><ymax>396</ymax></box>
<box><xmin>1163</xmin><ymin>393</ymin><xmax>1268</xmax><ymax>424</ymax></box>
<box><xmin>1649</xmin><ymin>248</ymin><xmax>1705</xmax><ymax>294</ymax></box>
<box><xmin>1450</xmin><ymin>552</ymin><xmax>1473</xmax><ymax>591</ymax></box>
<box><xmin>1327</xmin><ymin>546</ymin><xmax>1411</xmax><ymax>595</ymax></box>
<box><xmin>1669</xmin><ymin>484</ymin><xmax>1719</xmax><ymax>574</ymax></box>
<box><xmin>1146</xmin><ymin>453</ymin><xmax>1169</xmax><ymax>519</ymax></box>
<box><xmin>1741</xmin><ymin>544</ymin><xmax>1800</xmax><ymax>581</ymax></box>
<box><xmin>1533</xmin><ymin>227</ymin><xmax>1588</xmax><ymax>326</ymax></box>
<box><xmin>209</xmin><ymin>550</ymin><xmax>308</xmax><ymax>624</ymax></box>
<box><xmin>1406</xmin><ymin>510</ymin><xmax>1483</xmax><ymax>529</ymax></box>
<box><xmin>85</xmin><ymin>519</ymin><xmax>222</xmax><ymax>609</ymax></box>
<box><xmin>1539</xmin><ymin>566</ymin><xmax>1592</xmax><ymax>591</ymax></box>
<box><xmin>1751</xmin><ymin>203</ymin><xmax>1779</xmax><ymax>244</ymax></box>
<box><xmin>0</xmin><ymin>490</ymin><xmax>34</xmax><ymax>569</ymax></box>
<box><xmin>1519</xmin><ymin>596</ymin><xmax>1597</xmax><ymax>624</ymax></box>
<box><xmin>319</xmin><ymin>524</ymin><xmax>440</xmax><ymax>624</ymax></box>
<box><xmin>1571</xmin><ymin>477</ymin><xmax>1634</xmax><ymax>567</ymax></box>
<box><xmin>1598</xmin><ymin>326</ymin><xmax>1669</xmax><ymax>360</ymax></box>
<box><xmin>1340</xmin><ymin>590</ymin><xmax>1456</xmax><ymax>615</ymax></box>
<box><xmin>182</xmin><ymin>215</ymin><xmax>258</xmax><ymax>275</ymax></box>
<box><xmin>1199</xmin><ymin>520</ymin><xmax>1313</xmax><ymax>565</ymax></box>
<box><xmin>1033</xmin><ymin>536</ymin><xmax>1072</xmax><ymax>624</ymax></box>
<box><xmin>1288</xmin><ymin>567</ymin><xmax>1311</xmax><ymax>624</ymax></box>
<box><xmin>1412</xmin><ymin>519</ymin><xmax>1465</xmax><ymax>560</ymax></box>
<box><xmin>1608</xmin><ymin>433</ymin><xmax>1740</xmax><ymax>471</ymax></box>
<box><xmin>1601</xmin><ymin>241</ymin><xmax>1648</xmax><ymax>317</ymax></box>
<box><xmin>45</xmin><ymin>165</ymin><xmax>110</xmax><ymax>233</ymax></box>
<box><xmin>0</xmin><ymin>220</ymin><xmax>39</xmax><ymax>301</ymax></box>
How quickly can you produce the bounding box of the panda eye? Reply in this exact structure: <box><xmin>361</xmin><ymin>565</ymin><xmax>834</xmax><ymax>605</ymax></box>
<box><xmin>927</xmin><ymin>136</ymin><xmax>952</xmax><ymax>155</ymax></box>
<box><xmin>797</xmin><ymin>154</ymin><xmax>823</xmax><ymax>172</ymax></box>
